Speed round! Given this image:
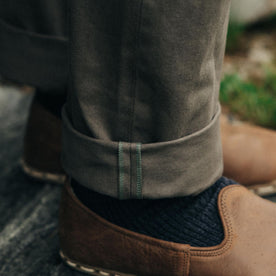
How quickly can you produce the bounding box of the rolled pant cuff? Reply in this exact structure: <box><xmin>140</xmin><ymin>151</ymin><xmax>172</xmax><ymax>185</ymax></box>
<box><xmin>0</xmin><ymin>19</ymin><xmax>67</xmax><ymax>90</ymax></box>
<box><xmin>62</xmin><ymin>105</ymin><xmax>223</xmax><ymax>199</ymax></box>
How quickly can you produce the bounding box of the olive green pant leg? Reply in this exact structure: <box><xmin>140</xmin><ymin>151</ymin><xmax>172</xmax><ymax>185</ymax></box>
<box><xmin>62</xmin><ymin>0</ymin><xmax>231</xmax><ymax>199</ymax></box>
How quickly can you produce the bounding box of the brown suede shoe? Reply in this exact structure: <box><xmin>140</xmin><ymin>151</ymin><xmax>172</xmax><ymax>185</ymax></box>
<box><xmin>221</xmin><ymin>114</ymin><xmax>276</xmax><ymax>196</ymax></box>
<box><xmin>59</xmin><ymin>180</ymin><xmax>276</xmax><ymax>276</ymax></box>
<box><xmin>21</xmin><ymin>96</ymin><xmax>65</xmax><ymax>184</ymax></box>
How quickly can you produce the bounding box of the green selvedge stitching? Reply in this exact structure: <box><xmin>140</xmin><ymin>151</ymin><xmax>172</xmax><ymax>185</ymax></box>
<box><xmin>136</xmin><ymin>143</ymin><xmax>142</xmax><ymax>199</ymax></box>
<box><xmin>118</xmin><ymin>142</ymin><xmax>124</xmax><ymax>199</ymax></box>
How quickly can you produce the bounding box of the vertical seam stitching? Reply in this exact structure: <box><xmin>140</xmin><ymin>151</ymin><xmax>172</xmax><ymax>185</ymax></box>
<box><xmin>118</xmin><ymin>141</ymin><xmax>124</xmax><ymax>199</ymax></box>
<box><xmin>136</xmin><ymin>143</ymin><xmax>142</xmax><ymax>198</ymax></box>
<box><xmin>129</xmin><ymin>142</ymin><xmax>132</xmax><ymax>198</ymax></box>
<box><xmin>128</xmin><ymin>0</ymin><xmax>144</xmax><ymax>142</ymax></box>
<box><xmin>184</xmin><ymin>250</ymin><xmax>190</xmax><ymax>276</ymax></box>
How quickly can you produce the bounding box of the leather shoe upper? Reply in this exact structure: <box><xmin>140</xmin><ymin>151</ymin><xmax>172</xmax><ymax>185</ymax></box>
<box><xmin>59</xmin><ymin>181</ymin><xmax>276</xmax><ymax>276</ymax></box>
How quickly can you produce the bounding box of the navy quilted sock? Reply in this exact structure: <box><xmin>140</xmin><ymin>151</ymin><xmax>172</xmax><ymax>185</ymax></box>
<box><xmin>72</xmin><ymin>177</ymin><xmax>237</xmax><ymax>247</ymax></box>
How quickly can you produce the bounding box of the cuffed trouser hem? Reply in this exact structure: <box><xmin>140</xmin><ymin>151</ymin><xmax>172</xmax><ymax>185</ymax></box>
<box><xmin>62</xmin><ymin>104</ymin><xmax>223</xmax><ymax>199</ymax></box>
<box><xmin>0</xmin><ymin>19</ymin><xmax>67</xmax><ymax>90</ymax></box>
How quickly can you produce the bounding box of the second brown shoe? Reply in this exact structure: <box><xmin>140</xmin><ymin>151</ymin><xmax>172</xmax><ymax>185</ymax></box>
<box><xmin>21</xmin><ymin>95</ymin><xmax>66</xmax><ymax>184</ymax></box>
<box><xmin>221</xmin><ymin>114</ymin><xmax>276</xmax><ymax>196</ymax></box>
<box><xmin>59</xmin><ymin>179</ymin><xmax>276</xmax><ymax>276</ymax></box>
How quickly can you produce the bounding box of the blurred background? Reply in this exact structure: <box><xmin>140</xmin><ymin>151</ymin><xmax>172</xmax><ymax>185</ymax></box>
<box><xmin>221</xmin><ymin>0</ymin><xmax>276</xmax><ymax>128</ymax></box>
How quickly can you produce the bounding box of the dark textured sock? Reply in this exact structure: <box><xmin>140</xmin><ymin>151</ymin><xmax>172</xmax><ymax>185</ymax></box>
<box><xmin>72</xmin><ymin>177</ymin><xmax>237</xmax><ymax>247</ymax></box>
<box><xmin>35</xmin><ymin>88</ymin><xmax>66</xmax><ymax>118</ymax></box>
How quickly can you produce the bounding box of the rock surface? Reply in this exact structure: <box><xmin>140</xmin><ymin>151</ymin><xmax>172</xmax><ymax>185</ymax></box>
<box><xmin>0</xmin><ymin>85</ymin><xmax>82</xmax><ymax>275</ymax></box>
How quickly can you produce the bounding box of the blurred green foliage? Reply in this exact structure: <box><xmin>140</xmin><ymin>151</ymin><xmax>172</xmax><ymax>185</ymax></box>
<box><xmin>226</xmin><ymin>23</ymin><xmax>245</xmax><ymax>52</ymax></box>
<box><xmin>222</xmin><ymin>15</ymin><xmax>276</xmax><ymax>128</ymax></box>
<box><xmin>220</xmin><ymin>73</ymin><xmax>276</xmax><ymax>129</ymax></box>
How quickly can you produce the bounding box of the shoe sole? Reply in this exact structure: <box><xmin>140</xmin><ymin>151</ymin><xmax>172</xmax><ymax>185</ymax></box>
<box><xmin>20</xmin><ymin>159</ymin><xmax>66</xmax><ymax>184</ymax></box>
<box><xmin>248</xmin><ymin>180</ymin><xmax>276</xmax><ymax>197</ymax></box>
<box><xmin>60</xmin><ymin>250</ymin><xmax>136</xmax><ymax>276</ymax></box>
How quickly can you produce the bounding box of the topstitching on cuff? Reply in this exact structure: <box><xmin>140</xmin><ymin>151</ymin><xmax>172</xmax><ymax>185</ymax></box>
<box><xmin>62</xmin><ymin>104</ymin><xmax>223</xmax><ymax>199</ymax></box>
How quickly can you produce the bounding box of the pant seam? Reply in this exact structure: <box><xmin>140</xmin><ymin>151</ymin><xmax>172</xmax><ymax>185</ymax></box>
<box><xmin>129</xmin><ymin>142</ymin><xmax>133</xmax><ymax>198</ymax></box>
<box><xmin>136</xmin><ymin>143</ymin><xmax>143</xmax><ymax>199</ymax></box>
<box><xmin>118</xmin><ymin>142</ymin><xmax>125</xmax><ymax>199</ymax></box>
<box><xmin>128</xmin><ymin>0</ymin><xmax>144</xmax><ymax>142</ymax></box>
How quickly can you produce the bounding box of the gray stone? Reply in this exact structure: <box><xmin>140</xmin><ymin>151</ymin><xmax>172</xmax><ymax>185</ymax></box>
<box><xmin>0</xmin><ymin>85</ymin><xmax>82</xmax><ymax>275</ymax></box>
